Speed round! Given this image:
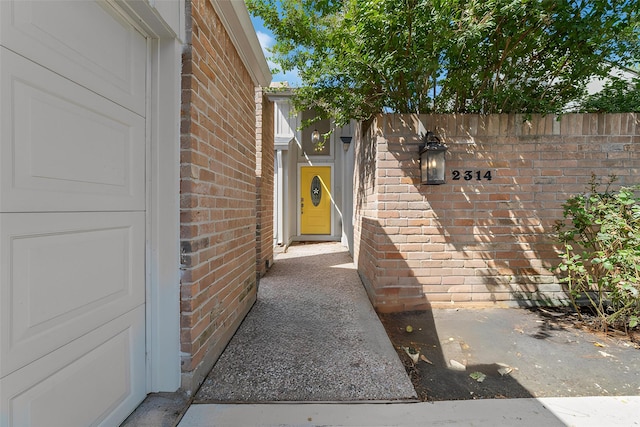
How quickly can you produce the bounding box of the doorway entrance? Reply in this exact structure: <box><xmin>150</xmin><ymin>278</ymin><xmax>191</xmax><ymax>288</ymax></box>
<box><xmin>300</xmin><ymin>166</ymin><xmax>332</xmax><ymax>235</ymax></box>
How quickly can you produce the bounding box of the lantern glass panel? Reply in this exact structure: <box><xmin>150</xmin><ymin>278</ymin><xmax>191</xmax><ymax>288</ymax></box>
<box><xmin>430</xmin><ymin>150</ymin><xmax>446</xmax><ymax>183</ymax></box>
<box><xmin>420</xmin><ymin>148</ymin><xmax>446</xmax><ymax>184</ymax></box>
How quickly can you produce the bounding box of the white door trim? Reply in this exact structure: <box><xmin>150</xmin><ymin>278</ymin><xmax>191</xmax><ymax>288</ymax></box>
<box><xmin>115</xmin><ymin>0</ymin><xmax>182</xmax><ymax>393</ymax></box>
<box><xmin>146</xmin><ymin>36</ymin><xmax>181</xmax><ymax>392</ymax></box>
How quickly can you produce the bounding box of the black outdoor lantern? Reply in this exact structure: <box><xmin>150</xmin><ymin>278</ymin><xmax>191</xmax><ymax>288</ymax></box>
<box><xmin>340</xmin><ymin>136</ymin><xmax>352</xmax><ymax>151</ymax></box>
<box><xmin>419</xmin><ymin>131</ymin><xmax>448</xmax><ymax>185</ymax></box>
<box><xmin>340</xmin><ymin>121</ymin><xmax>353</xmax><ymax>151</ymax></box>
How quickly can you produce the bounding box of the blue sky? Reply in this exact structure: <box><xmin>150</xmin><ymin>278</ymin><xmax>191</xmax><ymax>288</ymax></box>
<box><xmin>250</xmin><ymin>15</ymin><xmax>302</xmax><ymax>86</ymax></box>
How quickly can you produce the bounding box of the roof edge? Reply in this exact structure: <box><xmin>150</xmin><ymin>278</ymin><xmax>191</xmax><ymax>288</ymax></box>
<box><xmin>211</xmin><ymin>0</ymin><xmax>272</xmax><ymax>87</ymax></box>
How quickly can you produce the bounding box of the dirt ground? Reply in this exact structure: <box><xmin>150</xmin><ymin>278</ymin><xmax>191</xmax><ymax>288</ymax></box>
<box><xmin>379</xmin><ymin>308</ymin><xmax>640</xmax><ymax>402</ymax></box>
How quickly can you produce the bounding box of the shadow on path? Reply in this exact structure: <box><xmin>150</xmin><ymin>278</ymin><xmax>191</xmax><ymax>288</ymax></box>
<box><xmin>380</xmin><ymin>307</ymin><xmax>640</xmax><ymax>401</ymax></box>
<box><xmin>381</xmin><ymin>309</ymin><xmax>537</xmax><ymax>401</ymax></box>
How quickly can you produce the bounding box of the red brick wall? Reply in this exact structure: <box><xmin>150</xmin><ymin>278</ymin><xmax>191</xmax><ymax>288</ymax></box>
<box><xmin>354</xmin><ymin>113</ymin><xmax>639</xmax><ymax>312</ymax></box>
<box><xmin>180</xmin><ymin>0</ymin><xmax>258</xmax><ymax>391</ymax></box>
<box><xmin>255</xmin><ymin>88</ymin><xmax>274</xmax><ymax>278</ymax></box>
<box><xmin>353</xmin><ymin>120</ymin><xmax>380</xmax><ymax>302</ymax></box>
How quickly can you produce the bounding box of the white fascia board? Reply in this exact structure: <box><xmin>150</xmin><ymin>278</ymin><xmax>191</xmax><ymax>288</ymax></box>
<box><xmin>266</xmin><ymin>91</ymin><xmax>295</xmax><ymax>101</ymax></box>
<box><xmin>114</xmin><ymin>0</ymin><xmax>185</xmax><ymax>40</ymax></box>
<box><xmin>211</xmin><ymin>0</ymin><xmax>272</xmax><ymax>87</ymax></box>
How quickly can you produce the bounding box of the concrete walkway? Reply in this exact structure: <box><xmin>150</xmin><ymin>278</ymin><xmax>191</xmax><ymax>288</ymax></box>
<box><xmin>192</xmin><ymin>242</ymin><xmax>416</xmax><ymax>402</ymax></box>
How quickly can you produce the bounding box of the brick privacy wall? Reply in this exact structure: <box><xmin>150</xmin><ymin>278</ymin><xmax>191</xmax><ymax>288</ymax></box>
<box><xmin>354</xmin><ymin>113</ymin><xmax>639</xmax><ymax>312</ymax></box>
<box><xmin>255</xmin><ymin>88</ymin><xmax>274</xmax><ymax>278</ymax></box>
<box><xmin>353</xmin><ymin>119</ymin><xmax>380</xmax><ymax>304</ymax></box>
<box><xmin>180</xmin><ymin>0</ymin><xmax>258</xmax><ymax>392</ymax></box>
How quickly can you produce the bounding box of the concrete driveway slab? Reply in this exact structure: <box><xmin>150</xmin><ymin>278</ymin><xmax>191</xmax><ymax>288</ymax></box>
<box><xmin>179</xmin><ymin>396</ymin><xmax>640</xmax><ymax>426</ymax></box>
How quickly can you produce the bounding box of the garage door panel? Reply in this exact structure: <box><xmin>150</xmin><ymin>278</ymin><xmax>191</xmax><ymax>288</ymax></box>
<box><xmin>0</xmin><ymin>306</ymin><xmax>146</xmax><ymax>427</ymax></box>
<box><xmin>0</xmin><ymin>2</ymin><xmax>149</xmax><ymax>425</ymax></box>
<box><xmin>0</xmin><ymin>48</ymin><xmax>145</xmax><ymax>213</ymax></box>
<box><xmin>0</xmin><ymin>212</ymin><xmax>145</xmax><ymax>377</ymax></box>
<box><xmin>0</xmin><ymin>0</ymin><xmax>146</xmax><ymax>115</ymax></box>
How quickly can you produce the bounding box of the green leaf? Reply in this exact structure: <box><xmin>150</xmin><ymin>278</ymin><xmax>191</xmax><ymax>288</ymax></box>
<box><xmin>470</xmin><ymin>371</ymin><xmax>487</xmax><ymax>382</ymax></box>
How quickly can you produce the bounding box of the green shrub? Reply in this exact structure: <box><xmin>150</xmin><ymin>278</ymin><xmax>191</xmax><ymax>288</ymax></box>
<box><xmin>554</xmin><ymin>175</ymin><xmax>640</xmax><ymax>332</ymax></box>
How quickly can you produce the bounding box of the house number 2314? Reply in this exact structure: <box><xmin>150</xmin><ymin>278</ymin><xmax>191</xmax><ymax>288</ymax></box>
<box><xmin>451</xmin><ymin>170</ymin><xmax>493</xmax><ymax>181</ymax></box>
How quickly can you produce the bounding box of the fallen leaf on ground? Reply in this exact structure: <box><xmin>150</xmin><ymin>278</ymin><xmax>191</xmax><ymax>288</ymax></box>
<box><xmin>598</xmin><ymin>350</ymin><xmax>615</xmax><ymax>358</ymax></box>
<box><xmin>450</xmin><ymin>359</ymin><xmax>466</xmax><ymax>371</ymax></box>
<box><xmin>594</xmin><ymin>342</ymin><xmax>606</xmax><ymax>348</ymax></box>
<box><xmin>539</xmin><ymin>307</ymin><xmax>565</xmax><ymax>317</ymax></box>
<box><xmin>402</xmin><ymin>346</ymin><xmax>420</xmax><ymax>364</ymax></box>
<box><xmin>420</xmin><ymin>354</ymin><xmax>433</xmax><ymax>364</ymax></box>
<box><xmin>498</xmin><ymin>366</ymin><xmax>513</xmax><ymax>376</ymax></box>
<box><xmin>470</xmin><ymin>372</ymin><xmax>486</xmax><ymax>382</ymax></box>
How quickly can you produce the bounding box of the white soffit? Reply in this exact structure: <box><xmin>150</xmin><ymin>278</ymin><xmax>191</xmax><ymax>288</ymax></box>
<box><xmin>212</xmin><ymin>0</ymin><xmax>272</xmax><ymax>87</ymax></box>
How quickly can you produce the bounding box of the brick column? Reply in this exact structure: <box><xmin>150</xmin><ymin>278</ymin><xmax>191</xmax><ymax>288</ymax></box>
<box><xmin>255</xmin><ymin>88</ymin><xmax>274</xmax><ymax>279</ymax></box>
<box><xmin>179</xmin><ymin>0</ymin><xmax>259</xmax><ymax>392</ymax></box>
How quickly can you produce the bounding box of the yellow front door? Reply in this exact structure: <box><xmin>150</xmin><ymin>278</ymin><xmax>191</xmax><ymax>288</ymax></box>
<box><xmin>301</xmin><ymin>166</ymin><xmax>331</xmax><ymax>234</ymax></box>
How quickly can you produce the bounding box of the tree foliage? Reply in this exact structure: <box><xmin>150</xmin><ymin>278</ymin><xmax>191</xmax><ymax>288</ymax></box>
<box><xmin>579</xmin><ymin>76</ymin><xmax>640</xmax><ymax>113</ymax></box>
<box><xmin>247</xmin><ymin>0</ymin><xmax>640</xmax><ymax>126</ymax></box>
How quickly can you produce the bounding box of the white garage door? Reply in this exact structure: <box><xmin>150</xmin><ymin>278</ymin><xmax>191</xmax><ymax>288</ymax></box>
<box><xmin>0</xmin><ymin>2</ymin><xmax>147</xmax><ymax>426</ymax></box>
